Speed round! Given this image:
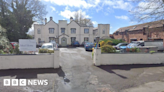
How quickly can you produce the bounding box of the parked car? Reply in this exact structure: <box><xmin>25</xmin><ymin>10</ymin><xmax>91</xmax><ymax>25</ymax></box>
<box><xmin>114</xmin><ymin>43</ymin><xmax>128</xmax><ymax>50</ymax></box>
<box><xmin>120</xmin><ymin>41</ymin><xmax>144</xmax><ymax>49</ymax></box>
<box><xmin>50</xmin><ymin>40</ymin><xmax>58</xmax><ymax>49</ymax></box>
<box><xmin>40</xmin><ymin>43</ymin><xmax>54</xmax><ymax>51</ymax></box>
<box><xmin>73</xmin><ymin>41</ymin><xmax>80</xmax><ymax>47</ymax></box>
<box><xmin>84</xmin><ymin>42</ymin><xmax>94</xmax><ymax>51</ymax></box>
<box><xmin>144</xmin><ymin>40</ymin><xmax>164</xmax><ymax>51</ymax></box>
<box><xmin>82</xmin><ymin>41</ymin><xmax>89</xmax><ymax>46</ymax></box>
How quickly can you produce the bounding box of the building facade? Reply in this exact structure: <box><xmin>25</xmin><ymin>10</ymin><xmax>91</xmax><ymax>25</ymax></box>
<box><xmin>113</xmin><ymin>21</ymin><xmax>164</xmax><ymax>43</ymax></box>
<box><xmin>34</xmin><ymin>17</ymin><xmax>110</xmax><ymax>46</ymax></box>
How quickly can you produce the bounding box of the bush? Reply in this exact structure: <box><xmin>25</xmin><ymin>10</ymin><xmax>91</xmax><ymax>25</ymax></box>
<box><xmin>99</xmin><ymin>39</ymin><xmax>125</xmax><ymax>46</ymax></box>
<box><xmin>101</xmin><ymin>45</ymin><xmax>116</xmax><ymax>53</ymax></box>
<box><xmin>13</xmin><ymin>45</ymin><xmax>22</xmax><ymax>54</ymax></box>
<box><xmin>100</xmin><ymin>41</ymin><xmax>105</xmax><ymax>47</ymax></box>
<box><xmin>39</xmin><ymin>49</ymin><xmax>48</xmax><ymax>53</ymax></box>
<box><xmin>126</xmin><ymin>48</ymin><xmax>140</xmax><ymax>53</ymax></box>
<box><xmin>105</xmin><ymin>40</ymin><xmax>112</xmax><ymax>45</ymax></box>
<box><xmin>48</xmin><ymin>50</ymin><xmax>54</xmax><ymax>53</ymax></box>
<box><xmin>150</xmin><ymin>51</ymin><xmax>155</xmax><ymax>54</ymax></box>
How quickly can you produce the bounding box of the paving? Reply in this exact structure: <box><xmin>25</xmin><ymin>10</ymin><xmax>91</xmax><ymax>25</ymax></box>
<box><xmin>0</xmin><ymin>47</ymin><xmax>164</xmax><ymax>92</ymax></box>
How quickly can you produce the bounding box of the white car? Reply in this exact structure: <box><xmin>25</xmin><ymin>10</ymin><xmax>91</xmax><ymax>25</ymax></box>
<box><xmin>40</xmin><ymin>43</ymin><xmax>54</xmax><ymax>50</ymax></box>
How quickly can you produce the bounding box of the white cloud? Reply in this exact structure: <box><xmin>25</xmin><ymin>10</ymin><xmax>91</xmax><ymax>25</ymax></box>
<box><xmin>50</xmin><ymin>6</ymin><xmax>56</xmax><ymax>11</ymax></box>
<box><xmin>60</xmin><ymin>9</ymin><xmax>91</xmax><ymax>19</ymax></box>
<box><xmin>44</xmin><ymin>0</ymin><xmax>100</xmax><ymax>9</ymax></box>
<box><xmin>115</xmin><ymin>15</ymin><xmax>129</xmax><ymax>20</ymax></box>
<box><xmin>92</xmin><ymin>21</ymin><xmax>98</xmax><ymax>25</ymax></box>
<box><xmin>104</xmin><ymin>0</ymin><xmax>133</xmax><ymax>11</ymax></box>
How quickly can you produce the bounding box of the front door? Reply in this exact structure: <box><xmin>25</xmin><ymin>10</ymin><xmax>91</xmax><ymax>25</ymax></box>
<box><xmin>61</xmin><ymin>37</ymin><xmax>67</xmax><ymax>46</ymax></box>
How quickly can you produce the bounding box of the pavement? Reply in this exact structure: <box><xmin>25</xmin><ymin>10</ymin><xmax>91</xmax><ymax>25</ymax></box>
<box><xmin>0</xmin><ymin>47</ymin><xmax>164</xmax><ymax>92</ymax></box>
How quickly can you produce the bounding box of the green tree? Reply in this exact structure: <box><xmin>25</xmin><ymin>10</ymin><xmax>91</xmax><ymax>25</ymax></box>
<box><xmin>0</xmin><ymin>0</ymin><xmax>47</xmax><ymax>41</ymax></box>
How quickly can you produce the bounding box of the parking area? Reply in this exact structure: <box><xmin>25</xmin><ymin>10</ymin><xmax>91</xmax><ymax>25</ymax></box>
<box><xmin>0</xmin><ymin>47</ymin><xmax>164</xmax><ymax>92</ymax></box>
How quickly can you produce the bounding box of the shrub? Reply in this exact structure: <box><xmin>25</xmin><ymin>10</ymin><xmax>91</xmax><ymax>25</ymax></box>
<box><xmin>100</xmin><ymin>41</ymin><xmax>105</xmax><ymax>47</ymax></box>
<box><xmin>99</xmin><ymin>39</ymin><xmax>125</xmax><ymax>46</ymax></box>
<box><xmin>126</xmin><ymin>48</ymin><xmax>130</xmax><ymax>52</ymax></box>
<box><xmin>13</xmin><ymin>45</ymin><xmax>22</xmax><ymax>54</ymax></box>
<box><xmin>150</xmin><ymin>51</ymin><xmax>155</xmax><ymax>54</ymax></box>
<box><xmin>105</xmin><ymin>40</ymin><xmax>112</xmax><ymax>45</ymax></box>
<box><xmin>39</xmin><ymin>49</ymin><xmax>48</xmax><ymax>53</ymax></box>
<box><xmin>101</xmin><ymin>45</ymin><xmax>116</xmax><ymax>53</ymax></box>
<box><xmin>48</xmin><ymin>50</ymin><xmax>54</xmax><ymax>53</ymax></box>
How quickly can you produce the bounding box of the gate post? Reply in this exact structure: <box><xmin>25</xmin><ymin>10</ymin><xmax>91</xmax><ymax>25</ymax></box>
<box><xmin>54</xmin><ymin>49</ymin><xmax>60</xmax><ymax>68</ymax></box>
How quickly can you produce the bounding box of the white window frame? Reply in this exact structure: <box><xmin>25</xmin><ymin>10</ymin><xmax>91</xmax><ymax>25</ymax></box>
<box><xmin>49</xmin><ymin>28</ymin><xmax>54</xmax><ymax>34</ymax></box>
<box><xmin>71</xmin><ymin>28</ymin><xmax>76</xmax><ymax>34</ymax></box>
<box><xmin>84</xmin><ymin>37</ymin><xmax>89</xmax><ymax>42</ymax></box>
<box><xmin>61</xmin><ymin>28</ymin><xmax>65</xmax><ymax>34</ymax></box>
<box><xmin>103</xmin><ymin>29</ymin><xmax>105</xmax><ymax>34</ymax></box>
<box><xmin>84</xmin><ymin>28</ymin><xmax>89</xmax><ymax>34</ymax></box>
<box><xmin>37</xmin><ymin>29</ymin><xmax>41</xmax><ymax>34</ymax></box>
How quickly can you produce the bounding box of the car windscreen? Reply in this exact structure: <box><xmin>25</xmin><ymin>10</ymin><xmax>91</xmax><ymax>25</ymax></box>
<box><xmin>116</xmin><ymin>43</ymin><xmax>122</xmax><ymax>46</ymax></box>
<box><xmin>41</xmin><ymin>45</ymin><xmax>53</xmax><ymax>49</ymax></box>
<box><xmin>86</xmin><ymin>43</ymin><xmax>93</xmax><ymax>46</ymax></box>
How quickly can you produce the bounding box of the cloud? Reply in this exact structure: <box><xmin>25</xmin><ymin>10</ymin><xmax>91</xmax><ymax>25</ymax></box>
<box><xmin>92</xmin><ymin>21</ymin><xmax>98</xmax><ymax>25</ymax></box>
<box><xmin>44</xmin><ymin>0</ymin><xmax>100</xmax><ymax>9</ymax></box>
<box><xmin>104</xmin><ymin>0</ymin><xmax>133</xmax><ymax>11</ymax></box>
<box><xmin>50</xmin><ymin>6</ymin><xmax>56</xmax><ymax>11</ymax></box>
<box><xmin>60</xmin><ymin>9</ymin><xmax>91</xmax><ymax>19</ymax></box>
<box><xmin>115</xmin><ymin>15</ymin><xmax>129</xmax><ymax>20</ymax></box>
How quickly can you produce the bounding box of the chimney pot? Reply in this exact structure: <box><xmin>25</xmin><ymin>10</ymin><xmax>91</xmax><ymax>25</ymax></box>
<box><xmin>50</xmin><ymin>17</ymin><xmax>53</xmax><ymax>20</ymax></box>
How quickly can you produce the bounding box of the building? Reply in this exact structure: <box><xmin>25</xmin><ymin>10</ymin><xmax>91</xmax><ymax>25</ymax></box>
<box><xmin>34</xmin><ymin>17</ymin><xmax>110</xmax><ymax>46</ymax></box>
<box><xmin>113</xmin><ymin>20</ymin><xmax>164</xmax><ymax>43</ymax></box>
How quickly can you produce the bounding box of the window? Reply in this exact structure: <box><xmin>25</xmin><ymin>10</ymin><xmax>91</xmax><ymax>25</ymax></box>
<box><xmin>38</xmin><ymin>38</ymin><xmax>41</xmax><ymax>43</ymax></box>
<box><xmin>71</xmin><ymin>28</ymin><xmax>76</xmax><ymax>34</ymax></box>
<box><xmin>49</xmin><ymin>28</ymin><xmax>54</xmax><ymax>34</ymax></box>
<box><xmin>71</xmin><ymin>37</ymin><xmax>76</xmax><ymax>45</ymax></box>
<box><xmin>49</xmin><ymin>37</ymin><xmax>55</xmax><ymax>42</ymax></box>
<box><xmin>37</xmin><ymin>29</ymin><xmax>41</xmax><ymax>34</ymax></box>
<box><xmin>103</xmin><ymin>30</ymin><xmax>105</xmax><ymax>34</ymax></box>
<box><xmin>84</xmin><ymin>37</ymin><xmax>89</xmax><ymax>42</ymax></box>
<box><xmin>61</xmin><ymin>28</ymin><xmax>65</xmax><ymax>34</ymax></box>
<box><xmin>84</xmin><ymin>29</ymin><xmax>89</xmax><ymax>34</ymax></box>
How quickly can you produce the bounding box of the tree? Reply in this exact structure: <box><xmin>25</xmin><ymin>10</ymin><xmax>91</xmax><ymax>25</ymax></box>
<box><xmin>0</xmin><ymin>0</ymin><xmax>47</xmax><ymax>41</ymax></box>
<box><xmin>74</xmin><ymin>10</ymin><xmax>93</xmax><ymax>27</ymax></box>
<box><xmin>130</xmin><ymin>0</ymin><xmax>164</xmax><ymax>22</ymax></box>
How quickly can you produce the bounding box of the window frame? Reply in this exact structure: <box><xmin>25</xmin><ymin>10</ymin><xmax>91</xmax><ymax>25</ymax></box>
<box><xmin>61</xmin><ymin>28</ymin><xmax>65</xmax><ymax>34</ymax></box>
<box><xmin>84</xmin><ymin>37</ymin><xmax>89</xmax><ymax>42</ymax></box>
<box><xmin>84</xmin><ymin>28</ymin><xmax>89</xmax><ymax>34</ymax></box>
<box><xmin>49</xmin><ymin>28</ymin><xmax>54</xmax><ymax>34</ymax></box>
<box><xmin>103</xmin><ymin>29</ymin><xmax>105</xmax><ymax>34</ymax></box>
<box><xmin>37</xmin><ymin>29</ymin><xmax>41</xmax><ymax>34</ymax></box>
<box><xmin>71</xmin><ymin>28</ymin><xmax>76</xmax><ymax>34</ymax></box>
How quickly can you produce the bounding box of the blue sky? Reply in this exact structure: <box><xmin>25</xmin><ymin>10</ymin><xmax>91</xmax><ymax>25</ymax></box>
<box><xmin>39</xmin><ymin>0</ymin><xmax>140</xmax><ymax>34</ymax></box>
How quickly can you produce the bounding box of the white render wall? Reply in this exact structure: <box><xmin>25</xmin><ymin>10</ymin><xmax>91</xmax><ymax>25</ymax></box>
<box><xmin>34</xmin><ymin>17</ymin><xmax>110</xmax><ymax>46</ymax></box>
<box><xmin>0</xmin><ymin>50</ymin><xmax>60</xmax><ymax>70</ymax></box>
<box><xmin>94</xmin><ymin>48</ymin><xmax>164</xmax><ymax>66</ymax></box>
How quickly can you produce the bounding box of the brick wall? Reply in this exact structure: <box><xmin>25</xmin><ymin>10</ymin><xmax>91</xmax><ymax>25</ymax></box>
<box><xmin>113</xmin><ymin>27</ymin><xmax>164</xmax><ymax>43</ymax></box>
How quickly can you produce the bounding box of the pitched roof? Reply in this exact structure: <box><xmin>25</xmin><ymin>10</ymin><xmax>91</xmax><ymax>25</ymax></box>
<box><xmin>114</xmin><ymin>20</ymin><xmax>164</xmax><ymax>33</ymax></box>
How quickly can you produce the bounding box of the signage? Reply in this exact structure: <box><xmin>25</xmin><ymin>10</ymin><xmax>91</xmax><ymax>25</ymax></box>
<box><xmin>19</xmin><ymin>39</ymin><xmax>36</xmax><ymax>51</ymax></box>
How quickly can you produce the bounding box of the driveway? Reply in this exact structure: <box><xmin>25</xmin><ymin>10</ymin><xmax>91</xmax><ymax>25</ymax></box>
<box><xmin>0</xmin><ymin>47</ymin><xmax>164</xmax><ymax>92</ymax></box>
<box><xmin>57</xmin><ymin>47</ymin><xmax>164</xmax><ymax>92</ymax></box>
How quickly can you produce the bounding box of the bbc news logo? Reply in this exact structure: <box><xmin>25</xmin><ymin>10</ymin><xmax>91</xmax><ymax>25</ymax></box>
<box><xmin>3</xmin><ymin>79</ymin><xmax>48</xmax><ymax>86</ymax></box>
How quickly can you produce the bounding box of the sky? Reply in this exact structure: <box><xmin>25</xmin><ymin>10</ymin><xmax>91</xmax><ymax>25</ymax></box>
<box><xmin>31</xmin><ymin>0</ymin><xmax>144</xmax><ymax>34</ymax></box>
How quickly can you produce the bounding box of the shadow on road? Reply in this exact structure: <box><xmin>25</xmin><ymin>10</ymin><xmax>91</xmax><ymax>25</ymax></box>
<box><xmin>98</xmin><ymin>64</ymin><xmax>164</xmax><ymax>79</ymax></box>
<box><xmin>0</xmin><ymin>67</ymin><xmax>65</xmax><ymax>79</ymax></box>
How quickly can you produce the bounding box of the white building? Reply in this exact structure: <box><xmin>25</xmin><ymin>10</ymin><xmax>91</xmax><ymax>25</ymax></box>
<box><xmin>34</xmin><ymin>17</ymin><xmax>110</xmax><ymax>46</ymax></box>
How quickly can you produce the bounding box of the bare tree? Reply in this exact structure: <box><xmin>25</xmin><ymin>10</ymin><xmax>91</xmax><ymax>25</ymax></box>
<box><xmin>73</xmin><ymin>10</ymin><xmax>93</xmax><ymax>26</ymax></box>
<box><xmin>130</xmin><ymin>0</ymin><xmax>164</xmax><ymax>22</ymax></box>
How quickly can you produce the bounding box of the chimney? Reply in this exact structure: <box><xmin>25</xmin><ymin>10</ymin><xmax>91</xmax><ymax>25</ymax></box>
<box><xmin>45</xmin><ymin>18</ymin><xmax>47</xmax><ymax>24</ymax></box>
<box><xmin>50</xmin><ymin>17</ymin><xmax>53</xmax><ymax>20</ymax></box>
<box><xmin>70</xmin><ymin>17</ymin><xmax>73</xmax><ymax>22</ymax></box>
